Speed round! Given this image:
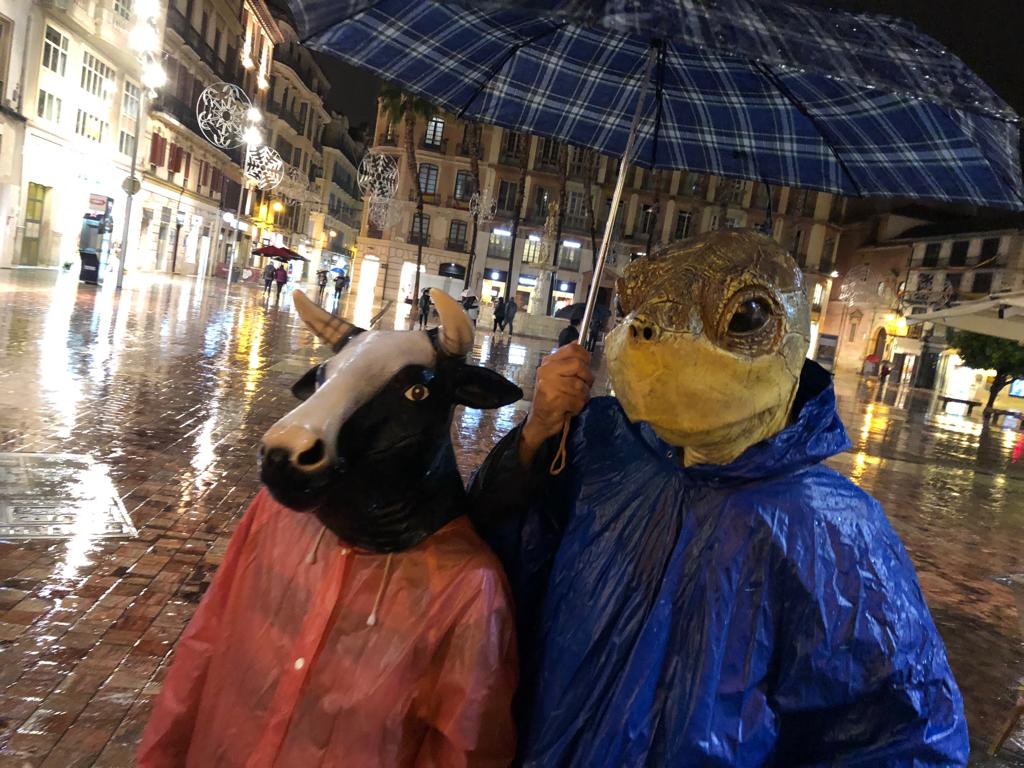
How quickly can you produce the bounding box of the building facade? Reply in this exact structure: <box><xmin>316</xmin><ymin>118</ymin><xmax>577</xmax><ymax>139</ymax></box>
<box><xmin>0</xmin><ymin>0</ymin><xmax>30</xmax><ymax>267</ymax></box>
<box><xmin>312</xmin><ymin>112</ymin><xmax>362</xmax><ymax>272</ymax></box>
<box><xmin>353</xmin><ymin>103</ymin><xmax>843</xmax><ymax>344</ymax></box>
<box><xmin>12</xmin><ymin>0</ymin><xmax>146</xmax><ymax>269</ymax></box>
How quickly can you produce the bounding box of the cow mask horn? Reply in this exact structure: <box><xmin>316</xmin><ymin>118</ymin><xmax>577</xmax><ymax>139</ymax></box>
<box><xmin>432</xmin><ymin>288</ymin><xmax>474</xmax><ymax>357</ymax></box>
<box><xmin>293</xmin><ymin>290</ymin><xmax>362</xmax><ymax>351</ymax></box>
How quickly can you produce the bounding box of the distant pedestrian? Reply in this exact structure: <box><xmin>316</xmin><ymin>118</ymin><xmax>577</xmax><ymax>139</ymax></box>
<box><xmin>493</xmin><ymin>297</ymin><xmax>506</xmax><ymax>336</ymax></box>
<box><xmin>586</xmin><ymin>314</ymin><xmax>605</xmax><ymax>352</ymax></box>
<box><xmin>418</xmin><ymin>288</ymin><xmax>432</xmax><ymax>329</ymax></box>
<box><xmin>334</xmin><ymin>273</ymin><xmax>345</xmax><ymax>306</ymax></box>
<box><xmin>274</xmin><ymin>263</ymin><xmax>288</xmax><ymax>301</ymax></box>
<box><xmin>558</xmin><ymin>317</ymin><xmax>581</xmax><ymax>348</ymax></box>
<box><xmin>316</xmin><ymin>270</ymin><xmax>329</xmax><ymax>303</ymax></box>
<box><xmin>262</xmin><ymin>263</ymin><xmax>275</xmax><ymax>295</ymax></box>
<box><xmin>462</xmin><ymin>294</ymin><xmax>480</xmax><ymax>326</ymax></box>
<box><xmin>879</xmin><ymin>361</ymin><xmax>892</xmax><ymax>386</ymax></box>
<box><xmin>505</xmin><ymin>298</ymin><xmax>519</xmax><ymax>337</ymax></box>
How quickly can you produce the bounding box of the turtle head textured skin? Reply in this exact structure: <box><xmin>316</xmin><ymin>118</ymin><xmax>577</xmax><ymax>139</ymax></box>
<box><xmin>605</xmin><ymin>229</ymin><xmax>810</xmax><ymax>466</ymax></box>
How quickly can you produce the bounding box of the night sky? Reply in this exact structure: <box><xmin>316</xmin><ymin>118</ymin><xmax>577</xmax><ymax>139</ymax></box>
<box><xmin>315</xmin><ymin>1</ymin><xmax>1024</xmax><ymax>134</ymax></box>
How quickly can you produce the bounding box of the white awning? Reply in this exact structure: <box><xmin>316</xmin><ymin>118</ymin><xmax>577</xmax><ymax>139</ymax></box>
<box><xmin>907</xmin><ymin>292</ymin><xmax>1024</xmax><ymax>342</ymax></box>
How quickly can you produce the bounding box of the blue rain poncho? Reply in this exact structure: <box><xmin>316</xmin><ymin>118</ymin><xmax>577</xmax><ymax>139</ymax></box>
<box><xmin>469</xmin><ymin>362</ymin><xmax>968</xmax><ymax>767</ymax></box>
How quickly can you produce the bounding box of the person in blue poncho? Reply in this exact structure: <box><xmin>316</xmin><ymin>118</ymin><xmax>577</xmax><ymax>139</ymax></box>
<box><xmin>470</xmin><ymin>230</ymin><xmax>968</xmax><ymax>767</ymax></box>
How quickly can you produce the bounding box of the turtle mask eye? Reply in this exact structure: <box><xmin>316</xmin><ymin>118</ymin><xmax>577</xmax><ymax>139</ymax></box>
<box><xmin>728</xmin><ymin>298</ymin><xmax>772</xmax><ymax>334</ymax></box>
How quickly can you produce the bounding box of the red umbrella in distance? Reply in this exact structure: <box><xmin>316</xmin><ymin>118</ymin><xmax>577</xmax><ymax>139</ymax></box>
<box><xmin>252</xmin><ymin>245</ymin><xmax>309</xmax><ymax>262</ymax></box>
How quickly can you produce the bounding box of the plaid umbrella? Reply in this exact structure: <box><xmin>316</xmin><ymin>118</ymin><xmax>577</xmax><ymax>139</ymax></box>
<box><xmin>292</xmin><ymin>0</ymin><xmax>1024</xmax><ymax>209</ymax></box>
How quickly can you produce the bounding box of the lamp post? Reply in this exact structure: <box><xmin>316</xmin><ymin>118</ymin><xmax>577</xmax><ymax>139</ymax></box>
<box><xmin>171</xmin><ymin>209</ymin><xmax>186</xmax><ymax>273</ymax></box>
<box><xmin>115</xmin><ymin>0</ymin><xmax>165</xmax><ymax>290</ymax></box>
<box><xmin>227</xmin><ymin>111</ymin><xmax>263</xmax><ymax>284</ymax></box>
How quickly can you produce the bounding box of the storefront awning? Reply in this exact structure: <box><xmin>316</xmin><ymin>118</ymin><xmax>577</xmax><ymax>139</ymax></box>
<box><xmin>907</xmin><ymin>291</ymin><xmax>1024</xmax><ymax>341</ymax></box>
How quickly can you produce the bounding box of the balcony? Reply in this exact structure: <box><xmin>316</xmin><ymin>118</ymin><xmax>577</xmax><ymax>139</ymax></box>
<box><xmin>377</xmin><ymin>132</ymin><xmax>398</xmax><ymax>147</ymax></box>
<box><xmin>367</xmin><ymin>224</ymin><xmax>384</xmax><ymax>239</ymax></box>
<box><xmin>153</xmin><ymin>92</ymin><xmax>203</xmax><ymax>138</ymax></box>
<box><xmin>408</xmin><ymin>231</ymin><xmax>431</xmax><ymax>246</ymax></box>
<box><xmin>419</xmin><ymin>136</ymin><xmax>448</xmax><ymax>153</ymax></box>
<box><xmin>533</xmin><ymin>156</ymin><xmax>560</xmax><ymax>174</ymax></box>
<box><xmin>446</xmin><ymin>238</ymin><xmax>467</xmax><ymax>253</ymax></box>
<box><xmin>499</xmin><ymin>148</ymin><xmax>525</xmax><ymax>166</ymax></box>
<box><xmin>446</xmin><ymin>195</ymin><xmax>472</xmax><ymax>210</ymax></box>
<box><xmin>563</xmin><ymin>214</ymin><xmax>589</xmax><ymax>233</ymax></box>
<box><xmin>456</xmin><ymin>142</ymin><xmax>473</xmax><ymax>157</ymax></box>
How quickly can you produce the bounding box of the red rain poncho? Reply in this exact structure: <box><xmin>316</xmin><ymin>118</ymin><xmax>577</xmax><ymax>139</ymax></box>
<box><xmin>139</xmin><ymin>489</ymin><xmax>517</xmax><ymax>767</ymax></box>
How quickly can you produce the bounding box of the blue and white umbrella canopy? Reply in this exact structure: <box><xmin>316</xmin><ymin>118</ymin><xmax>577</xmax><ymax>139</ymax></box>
<box><xmin>290</xmin><ymin>0</ymin><xmax>1024</xmax><ymax>210</ymax></box>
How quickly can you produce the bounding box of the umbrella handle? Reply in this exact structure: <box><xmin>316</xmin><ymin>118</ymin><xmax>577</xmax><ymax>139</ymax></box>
<box><xmin>549</xmin><ymin>415</ymin><xmax>571</xmax><ymax>475</ymax></box>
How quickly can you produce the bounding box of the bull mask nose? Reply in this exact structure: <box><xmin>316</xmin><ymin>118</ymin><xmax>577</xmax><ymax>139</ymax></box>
<box><xmin>260</xmin><ymin>425</ymin><xmax>332</xmax><ymax>474</ymax></box>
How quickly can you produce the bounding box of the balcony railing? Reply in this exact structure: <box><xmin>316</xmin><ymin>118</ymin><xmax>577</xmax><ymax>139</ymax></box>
<box><xmin>367</xmin><ymin>225</ymin><xmax>384</xmax><ymax>239</ymax></box>
<box><xmin>446</xmin><ymin>238</ymin><xmax>467</xmax><ymax>252</ymax></box>
<box><xmin>419</xmin><ymin>136</ymin><xmax>448</xmax><ymax>153</ymax></box>
<box><xmin>408</xmin><ymin>231</ymin><xmax>431</xmax><ymax>246</ymax></box>
<box><xmin>377</xmin><ymin>132</ymin><xmax>398</xmax><ymax>147</ymax></box>
<box><xmin>487</xmin><ymin>243</ymin><xmax>510</xmax><ymax>259</ymax></box>
<box><xmin>446</xmin><ymin>195</ymin><xmax>472</xmax><ymax>210</ymax></box>
<box><xmin>499</xmin><ymin>148</ymin><xmax>525</xmax><ymax>166</ymax></box>
<box><xmin>456</xmin><ymin>142</ymin><xmax>473</xmax><ymax>157</ymax></box>
<box><xmin>562</xmin><ymin>214</ymin><xmax>589</xmax><ymax>233</ymax></box>
<box><xmin>153</xmin><ymin>92</ymin><xmax>202</xmax><ymax>138</ymax></box>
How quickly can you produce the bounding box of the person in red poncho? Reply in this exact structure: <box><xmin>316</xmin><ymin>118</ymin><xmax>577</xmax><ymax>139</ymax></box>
<box><xmin>139</xmin><ymin>290</ymin><xmax>523</xmax><ymax>767</ymax></box>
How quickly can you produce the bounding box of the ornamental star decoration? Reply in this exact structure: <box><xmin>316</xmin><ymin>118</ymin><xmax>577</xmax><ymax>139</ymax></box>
<box><xmin>197</xmin><ymin>83</ymin><xmax>251</xmax><ymax>149</ymax></box>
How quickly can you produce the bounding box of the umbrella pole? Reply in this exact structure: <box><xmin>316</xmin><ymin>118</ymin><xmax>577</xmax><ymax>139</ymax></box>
<box><xmin>578</xmin><ymin>44</ymin><xmax>658</xmax><ymax>338</ymax></box>
<box><xmin>550</xmin><ymin>45</ymin><xmax>658</xmax><ymax>476</ymax></box>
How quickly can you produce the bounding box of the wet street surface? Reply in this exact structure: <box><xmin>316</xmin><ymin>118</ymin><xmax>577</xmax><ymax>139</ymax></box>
<box><xmin>0</xmin><ymin>268</ymin><xmax>1021</xmax><ymax>766</ymax></box>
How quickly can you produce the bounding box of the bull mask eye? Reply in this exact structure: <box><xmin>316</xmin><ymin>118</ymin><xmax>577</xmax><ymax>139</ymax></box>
<box><xmin>727</xmin><ymin>298</ymin><xmax>772</xmax><ymax>334</ymax></box>
<box><xmin>404</xmin><ymin>383</ymin><xmax>430</xmax><ymax>402</ymax></box>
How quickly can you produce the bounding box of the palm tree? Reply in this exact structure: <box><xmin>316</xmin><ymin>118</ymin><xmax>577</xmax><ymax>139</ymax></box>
<box><xmin>379</xmin><ymin>83</ymin><xmax>436</xmax><ymax>303</ymax></box>
<box><xmin>464</xmin><ymin>121</ymin><xmax>483</xmax><ymax>290</ymax></box>
<box><xmin>544</xmin><ymin>141</ymin><xmax>569</xmax><ymax>315</ymax></box>
<box><xmin>581</xmin><ymin>148</ymin><xmax>599</xmax><ymax>260</ymax></box>
<box><xmin>503</xmin><ymin>132</ymin><xmax>531</xmax><ymax>301</ymax></box>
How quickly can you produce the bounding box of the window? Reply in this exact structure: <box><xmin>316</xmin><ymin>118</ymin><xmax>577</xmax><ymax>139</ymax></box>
<box><xmin>424</xmin><ymin>116</ymin><xmax>444</xmax><ymax>147</ymax></box>
<box><xmin>674</xmin><ymin>211</ymin><xmax>691</xmax><ymax>240</ymax></box>
<box><xmin>523</xmin><ymin>237</ymin><xmax>544</xmax><ymax>264</ymax></box>
<box><xmin>980</xmin><ymin>237</ymin><xmax>1000</xmax><ymax>260</ymax></box>
<box><xmin>946</xmin><ymin>273</ymin><xmax>962</xmax><ymax>295</ymax></box>
<box><xmin>638</xmin><ymin>205</ymin><xmax>656</xmax><ymax>235</ymax></box>
<box><xmin>971</xmin><ymin>272</ymin><xmax>992</xmax><ymax>294</ymax></box>
<box><xmin>536</xmin><ymin>137</ymin><xmax>560</xmax><ymax>167</ymax></box>
<box><xmin>447</xmin><ymin>219</ymin><xmax>467</xmax><ymax>246</ymax></box>
<box><xmin>42</xmin><ymin>26</ymin><xmax>68</xmax><ymax>76</ymax></box>
<box><xmin>820</xmin><ymin>237</ymin><xmax>836</xmax><ymax>272</ymax></box>
<box><xmin>487</xmin><ymin>231</ymin><xmax>510</xmax><ymax>258</ymax></box>
<box><xmin>949</xmin><ymin>240</ymin><xmax>969</xmax><ymax>267</ymax></box>
<box><xmin>915</xmin><ymin>273</ymin><xmax>934</xmax><ymax>293</ymax></box>
<box><xmin>453</xmin><ymin>170</ymin><xmax>474</xmax><ymax>201</ymax></box>
<box><xmin>118</xmin><ymin>130</ymin><xmax>135</xmax><ymax>156</ymax></box>
<box><xmin>75</xmin><ymin>109</ymin><xmax>107</xmax><ymax>142</ymax></box>
<box><xmin>532</xmin><ymin>186</ymin><xmax>549</xmax><ymax>218</ymax></box>
<box><xmin>81</xmin><ymin>51</ymin><xmax>115</xmax><ymax>98</ymax></box>
<box><xmin>922</xmin><ymin>242</ymin><xmax>940</xmax><ymax>267</ymax></box>
<box><xmin>501</xmin><ymin>131</ymin><xmax>522</xmax><ymax>160</ymax></box>
<box><xmin>122</xmin><ymin>81</ymin><xmax>140</xmax><ymax>119</ymax></box>
<box><xmin>410</xmin><ymin>212</ymin><xmax>430</xmax><ymax>243</ymax></box>
<box><xmin>417</xmin><ymin>163</ymin><xmax>438</xmax><ymax>195</ymax></box>
<box><xmin>114</xmin><ymin>0</ymin><xmax>132</xmax><ymax>18</ymax></box>
<box><xmin>496</xmin><ymin>180</ymin><xmax>517</xmax><ymax>212</ymax></box>
<box><xmin>36</xmin><ymin>90</ymin><xmax>62</xmax><ymax>122</ymax></box>
<box><xmin>0</xmin><ymin>16</ymin><xmax>11</xmax><ymax>97</ymax></box>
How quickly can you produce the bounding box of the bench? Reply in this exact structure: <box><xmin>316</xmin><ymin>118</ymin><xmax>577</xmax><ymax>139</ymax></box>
<box><xmin>937</xmin><ymin>396</ymin><xmax>983</xmax><ymax>416</ymax></box>
<box><xmin>988</xmin><ymin>408</ymin><xmax>1024</xmax><ymax>430</ymax></box>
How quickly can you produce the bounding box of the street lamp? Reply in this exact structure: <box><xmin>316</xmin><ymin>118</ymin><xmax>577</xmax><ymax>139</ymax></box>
<box><xmin>227</xmin><ymin>110</ymin><xmax>263</xmax><ymax>283</ymax></box>
<box><xmin>115</xmin><ymin>0</ymin><xmax>165</xmax><ymax>291</ymax></box>
<box><xmin>171</xmin><ymin>210</ymin><xmax>186</xmax><ymax>274</ymax></box>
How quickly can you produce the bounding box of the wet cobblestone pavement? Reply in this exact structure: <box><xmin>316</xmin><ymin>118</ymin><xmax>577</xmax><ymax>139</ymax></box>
<box><xmin>0</xmin><ymin>268</ymin><xmax>1021</xmax><ymax>766</ymax></box>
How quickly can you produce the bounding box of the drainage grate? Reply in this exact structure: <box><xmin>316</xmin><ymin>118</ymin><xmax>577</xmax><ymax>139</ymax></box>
<box><xmin>0</xmin><ymin>453</ymin><xmax>135</xmax><ymax>540</ymax></box>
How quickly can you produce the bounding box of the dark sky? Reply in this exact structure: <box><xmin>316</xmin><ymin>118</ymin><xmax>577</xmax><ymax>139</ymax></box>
<box><xmin>314</xmin><ymin>0</ymin><xmax>1024</xmax><ymax>130</ymax></box>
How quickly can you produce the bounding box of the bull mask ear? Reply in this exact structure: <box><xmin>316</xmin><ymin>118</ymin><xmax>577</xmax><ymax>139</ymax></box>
<box><xmin>454</xmin><ymin>365</ymin><xmax>523</xmax><ymax>409</ymax></box>
<box><xmin>294</xmin><ymin>290</ymin><xmax>363</xmax><ymax>351</ymax></box>
<box><xmin>431</xmin><ymin>288</ymin><xmax>473</xmax><ymax>357</ymax></box>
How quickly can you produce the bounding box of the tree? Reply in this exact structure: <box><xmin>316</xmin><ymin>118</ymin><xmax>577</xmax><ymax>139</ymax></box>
<box><xmin>503</xmin><ymin>132</ymin><xmax>531</xmax><ymax>301</ymax></box>
<box><xmin>544</xmin><ymin>141</ymin><xmax>569</xmax><ymax>315</ymax></box>
<box><xmin>947</xmin><ymin>329</ymin><xmax>1024</xmax><ymax>412</ymax></box>
<box><xmin>379</xmin><ymin>83</ymin><xmax>436</xmax><ymax>303</ymax></box>
<box><xmin>464</xmin><ymin>121</ymin><xmax>483</xmax><ymax>290</ymax></box>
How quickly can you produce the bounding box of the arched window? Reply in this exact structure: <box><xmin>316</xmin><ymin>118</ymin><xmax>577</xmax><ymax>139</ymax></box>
<box><xmin>424</xmin><ymin>117</ymin><xmax>445</xmax><ymax>148</ymax></box>
<box><xmin>417</xmin><ymin>163</ymin><xmax>439</xmax><ymax>195</ymax></box>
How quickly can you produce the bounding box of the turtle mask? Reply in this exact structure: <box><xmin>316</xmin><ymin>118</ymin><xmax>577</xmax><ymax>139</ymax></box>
<box><xmin>605</xmin><ymin>230</ymin><xmax>810</xmax><ymax>466</ymax></box>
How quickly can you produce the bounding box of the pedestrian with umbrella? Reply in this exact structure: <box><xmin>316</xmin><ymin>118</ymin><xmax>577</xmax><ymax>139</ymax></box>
<box><xmin>275</xmin><ymin>0</ymin><xmax>1024</xmax><ymax>763</ymax></box>
<box><xmin>273</xmin><ymin>262</ymin><xmax>288</xmax><ymax>302</ymax></box>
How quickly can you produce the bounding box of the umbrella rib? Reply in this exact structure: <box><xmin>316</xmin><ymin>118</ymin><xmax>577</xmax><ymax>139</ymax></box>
<box><xmin>455</xmin><ymin>21</ymin><xmax>569</xmax><ymax>120</ymax></box>
<box><xmin>754</xmin><ymin>62</ymin><xmax>865</xmax><ymax>199</ymax></box>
